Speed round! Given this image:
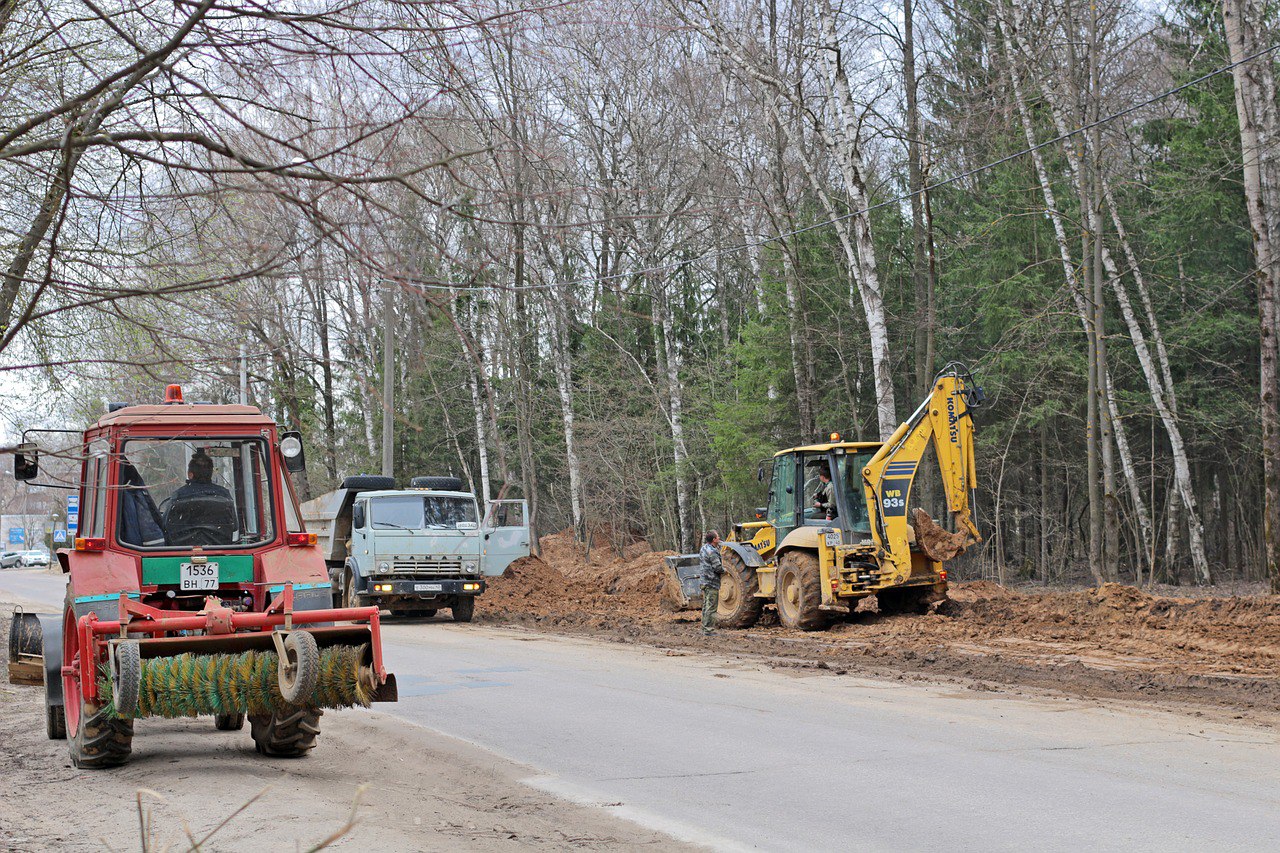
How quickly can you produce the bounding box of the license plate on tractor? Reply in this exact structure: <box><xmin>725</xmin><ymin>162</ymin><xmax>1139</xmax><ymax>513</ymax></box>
<box><xmin>414</xmin><ymin>582</ymin><xmax>443</xmax><ymax>592</ymax></box>
<box><xmin>179</xmin><ymin>562</ymin><xmax>219</xmax><ymax>591</ymax></box>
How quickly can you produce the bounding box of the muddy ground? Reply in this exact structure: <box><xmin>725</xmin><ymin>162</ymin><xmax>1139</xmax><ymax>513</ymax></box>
<box><xmin>0</xmin><ymin>606</ymin><xmax>688</xmax><ymax>852</ymax></box>
<box><xmin>476</xmin><ymin>531</ymin><xmax>1280</xmax><ymax>722</ymax></box>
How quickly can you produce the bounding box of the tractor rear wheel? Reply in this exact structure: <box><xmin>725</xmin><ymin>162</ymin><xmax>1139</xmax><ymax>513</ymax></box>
<box><xmin>215</xmin><ymin>713</ymin><xmax>245</xmax><ymax>731</ymax></box>
<box><xmin>250</xmin><ymin>708</ymin><xmax>322</xmax><ymax>757</ymax></box>
<box><xmin>775</xmin><ymin>551</ymin><xmax>834</xmax><ymax>632</ymax></box>
<box><xmin>452</xmin><ymin>597</ymin><xmax>474</xmax><ymax>623</ymax></box>
<box><xmin>715</xmin><ymin>552</ymin><xmax>764</xmax><ymax>629</ymax></box>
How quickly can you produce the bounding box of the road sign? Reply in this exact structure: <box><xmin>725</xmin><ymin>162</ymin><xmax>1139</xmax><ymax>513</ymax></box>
<box><xmin>67</xmin><ymin>511</ymin><xmax>78</xmax><ymax>534</ymax></box>
<box><xmin>8</xmin><ymin>527</ymin><xmax>24</xmax><ymax>545</ymax></box>
<box><xmin>67</xmin><ymin>494</ymin><xmax>79</xmax><ymax>511</ymax></box>
<box><xmin>53</xmin><ymin>529</ymin><xmax>67</xmax><ymax>544</ymax></box>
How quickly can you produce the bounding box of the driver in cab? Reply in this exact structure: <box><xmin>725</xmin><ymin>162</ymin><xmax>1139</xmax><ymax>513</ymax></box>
<box><xmin>164</xmin><ymin>449</ymin><xmax>237</xmax><ymax>546</ymax></box>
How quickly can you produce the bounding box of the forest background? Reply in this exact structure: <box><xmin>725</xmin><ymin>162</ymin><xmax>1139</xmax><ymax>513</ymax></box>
<box><xmin>2</xmin><ymin>0</ymin><xmax>1278</xmax><ymax>590</ymax></box>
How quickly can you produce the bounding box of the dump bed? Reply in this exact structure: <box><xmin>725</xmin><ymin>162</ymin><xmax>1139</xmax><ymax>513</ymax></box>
<box><xmin>300</xmin><ymin>488</ymin><xmax>358</xmax><ymax>563</ymax></box>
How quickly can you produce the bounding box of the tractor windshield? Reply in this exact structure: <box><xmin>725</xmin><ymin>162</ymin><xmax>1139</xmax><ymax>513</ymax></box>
<box><xmin>116</xmin><ymin>438</ymin><xmax>276</xmax><ymax>549</ymax></box>
<box><xmin>371</xmin><ymin>495</ymin><xmax>478</xmax><ymax>531</ymax></box>
<box><xmin>838</xmin><ymin>453</ymin><xmax>873</xmax><ymax>534</ymax></box>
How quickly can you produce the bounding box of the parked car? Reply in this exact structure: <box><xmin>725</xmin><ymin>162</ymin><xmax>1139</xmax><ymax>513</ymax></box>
<box><xmin>0</xmin><ymin>551</ymin><xmax>22</xmax><ymax>568</ymax></box>
<box><xmin>17</xmin><ymin>550</ymin><xmax>49</xmax><ymax>567</ymax></box>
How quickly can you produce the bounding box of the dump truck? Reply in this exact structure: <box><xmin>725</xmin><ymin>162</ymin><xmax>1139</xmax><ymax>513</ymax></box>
<box><xmin>667</xmin><ymin>363</ymin><xmax>983</xmax><ymax>631</ymax></box>
<box><xmin>11</xmin><ymin>384</ymin><xmax>396</xmax><ymax>768</ymax></box>
<box><xmin>301</xmin><ymin>475</ymin><xmax>530</xmax><ymax>621</ymax></box>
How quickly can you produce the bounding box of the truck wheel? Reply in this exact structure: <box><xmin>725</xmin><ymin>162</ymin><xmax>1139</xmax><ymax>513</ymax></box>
<box><xmin>215</xmin><ymin>712</ymin><xmax>245</xmax><ymax>731</ymax></box>
<box><xmin>409</xmin><ymin>475</ymin><xmax>463</xmax><ymax>491</ymax></box>
<box><xmin>775</xmin><ymin>551</ymin><xmax>833</xmax><ymax>631</ymax></box>
<box><xmin>250</xmin><ymin>708</ymin><xmax>322</xmax><ymax>757</ymax></box>
<box><xmin>277</xmin><ymin>631</ymin><xmax>320</xmax><ymax>705</ymax></box>
<box><xmin>715</xmin><ymin>552</ymin><xmax>764</xmax><ymax>629</ymax></box>
<box><xmin>342</xmin><ymin>570</ymin><xmax>358</xmax><ymax>610</ymax></box>
<box><xmin>340</xmin><ymin>474</ymin><xmax>397</xmax><ymax>492</ymax></box>
<box><xmin>452</xmin><ymin>597</ymin><xmax>474</xmax><ymax>623</ymax></box>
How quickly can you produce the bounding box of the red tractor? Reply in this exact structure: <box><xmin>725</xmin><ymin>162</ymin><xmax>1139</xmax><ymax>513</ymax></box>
<box><xmin>14</xmin><ymin>385</ymin><xmax>396</xmax><ymax>768</ymax></box>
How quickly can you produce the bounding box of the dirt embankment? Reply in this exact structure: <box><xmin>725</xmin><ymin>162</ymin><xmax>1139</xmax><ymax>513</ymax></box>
<box><xmin>478</xmin><ymin>532</ymin><xmax>1280</xmax><ymax>718</ymax></box>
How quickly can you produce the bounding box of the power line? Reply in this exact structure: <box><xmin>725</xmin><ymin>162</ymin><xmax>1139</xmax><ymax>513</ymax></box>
<box><xmin>396</xmin><ymin>39</ymin><xmax>1280</xmax><ymax>294</ymax></box>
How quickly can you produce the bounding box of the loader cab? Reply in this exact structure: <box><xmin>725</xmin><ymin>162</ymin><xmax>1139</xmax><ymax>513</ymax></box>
<box><xmin>766</xmin><ymin>442</ymin><xmax>877</xmax><ymax>543</ymax></box>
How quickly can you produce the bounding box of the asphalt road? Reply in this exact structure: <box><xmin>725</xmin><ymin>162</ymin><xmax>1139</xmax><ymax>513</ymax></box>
<box><xmin>3</xmin><ymin>568</ymin><xmax>1277</xmax><ymax>852</ymax></box>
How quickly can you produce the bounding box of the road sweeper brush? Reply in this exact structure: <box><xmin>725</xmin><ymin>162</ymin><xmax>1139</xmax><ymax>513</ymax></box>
<box><xmin>13</xmin><ymin>386</ymin><xmax>396</xmax><ymax>768</ymax></box>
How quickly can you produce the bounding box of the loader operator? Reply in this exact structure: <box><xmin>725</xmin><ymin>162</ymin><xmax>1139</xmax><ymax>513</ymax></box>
<box><xmin>813</xmin><ymin>463</ymin><xmax>836</xmax><ymax>521</ymax></box>
<box><xmin>163</xmin><ymin>449</ymin><xmax>238</xmax><ymax>546</ymax></box>
<box><xmin>698</xmin><ymin>531</ymin><xmax>724</xmax><ymax>636</ymax></box>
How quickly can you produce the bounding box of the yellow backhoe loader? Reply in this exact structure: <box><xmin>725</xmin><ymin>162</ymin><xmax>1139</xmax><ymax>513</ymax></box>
<box><xmin>666</xmin><ymin>364</ymin><xmax>983</xmax><ymax>631</ymax></box>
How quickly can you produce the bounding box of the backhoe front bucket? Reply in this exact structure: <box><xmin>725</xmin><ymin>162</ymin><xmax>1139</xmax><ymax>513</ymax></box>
<box><xmin>662</xmin><ymin>555</ymin><xmax>703</xmax><ymax>611</ymax></box>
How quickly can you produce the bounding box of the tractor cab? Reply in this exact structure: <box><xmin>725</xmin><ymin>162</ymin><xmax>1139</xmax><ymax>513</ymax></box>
<box><xmin>763</xmin><ymin>437</ymin><xmax>879</xmax><ymax>544</ymax></box>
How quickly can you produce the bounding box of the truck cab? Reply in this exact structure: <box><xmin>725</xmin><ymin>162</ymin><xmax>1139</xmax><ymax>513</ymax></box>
<box><xmin>303</xmin><ymin>477</ymin><xmax>529</xmax><ymax>621</ymax></box>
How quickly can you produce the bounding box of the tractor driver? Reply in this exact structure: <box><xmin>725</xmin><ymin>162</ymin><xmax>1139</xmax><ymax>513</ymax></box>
<box><xmin>163</xmin><ymin>449</ymin><xmax>238</xmax><ymax>546</ymax></box>
<box><xmin>813</xmin><ymin>463</ymin><xmax>837</xmax><ymax>521</ymax></box>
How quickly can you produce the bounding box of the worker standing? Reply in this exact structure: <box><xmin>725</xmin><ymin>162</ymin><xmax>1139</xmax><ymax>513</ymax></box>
<box><xmin>698</xmin><ymin>531</ymin><xmax>724</xmax><ymax>636</ymax></box>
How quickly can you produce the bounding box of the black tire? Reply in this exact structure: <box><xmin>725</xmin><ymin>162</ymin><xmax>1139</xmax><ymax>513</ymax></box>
<box><xmin>775</xmin><ymin>550</ymin><xmax>834</xmax><ymax>632</ymax></box>
<box><xmin>69</xmin><ymin>700</ymin><xmax>133</xmax><ymax>769</ymax></box>
<box><xmin>340</xmin><ymin>474</ymin><xmax>397</xmax><ymax>492</ymax></box>
<box><xmin>409</xmin><ymin>475</ymin><xmax>463</xmax><ymax>491</ymax></box>
<box><xmin>250</xmin><ymin>708</ymin><xmax>322</xmax><ymax>757</ymax></box>
<box><xmin>215</xmin><ymin>712</ymin><xmax>245</xmax><ymax>731</ymax></box>
<box><xmin>420</xmin><ymin>608</ymin><xmax>437</xmax><ymax>618</ymax></box>
<box><xmin>46</xmin><ymin>704</ymin><xmax>66</xmax><ymax>740</ymax></box>
<box><xmin>715</xmin><ymin>551</ymin><xmax>765</xmax><ymax>629</ymax></box>
<box><xmin>112</xmin><ymin>640</ymin><xmax>141</xmax><ymax>717</ymax></box>
<box><xmin>452</xmin><ymin>597</ymin><xmax>474</xmax><ymax>623</ymax></box>
<box><xmin>278</xmin><ymin>631</ymin><xmax>320</xmax><ymax>705</ymax></box>
<box><xmin>343</xmin><ymin>569</ymin><xmax>359</xmax><ymax>610</ymax></box>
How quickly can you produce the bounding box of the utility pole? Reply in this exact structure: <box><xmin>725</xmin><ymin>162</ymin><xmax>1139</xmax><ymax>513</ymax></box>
<box><xmin>381</xmin><ymin>279</ymin><xmax>395</xmax><ymax>478</ymax></box>
<box><xmin>238</xmin><ymin>344</ymin><xmax>248</xmax><ymax>405</ymax></box>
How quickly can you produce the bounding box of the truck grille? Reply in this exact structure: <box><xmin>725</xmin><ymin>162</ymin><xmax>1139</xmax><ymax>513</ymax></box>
<box><xmin>391</xmin><ymin>558</ymin><xmax>464</xmax><ymax>575</ymax></box>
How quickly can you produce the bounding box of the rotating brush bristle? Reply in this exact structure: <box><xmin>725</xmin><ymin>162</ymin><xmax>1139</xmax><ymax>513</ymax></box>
<box><xmin>99</xmin><ymin>644</ymin><xmax>373</xmax><ymax>719</ymax></box>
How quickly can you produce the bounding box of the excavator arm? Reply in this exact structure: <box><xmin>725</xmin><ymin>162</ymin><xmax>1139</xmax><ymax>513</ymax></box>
<box><xmin>862</xmin><ymin>364</ymin><xmax>984</xmax><ymax>579</ymax></box>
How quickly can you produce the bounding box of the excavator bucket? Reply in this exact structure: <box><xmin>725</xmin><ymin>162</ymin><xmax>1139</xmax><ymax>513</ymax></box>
<box><xmin>662</xmin><ymin>554</ymin><xmax>703</xmax><ymax>611</ymax></box>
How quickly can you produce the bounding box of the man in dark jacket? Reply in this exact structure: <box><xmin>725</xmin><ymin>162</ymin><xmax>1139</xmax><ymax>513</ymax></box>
<box><xmin>698</xmin><ymin>530</ymin><xmax>724</xmax><ymax>635</ymax></box>
<box><xmin>163</xmin><ymin>450</ymin><xmax>238</xmax><ymax>546</ymax></box>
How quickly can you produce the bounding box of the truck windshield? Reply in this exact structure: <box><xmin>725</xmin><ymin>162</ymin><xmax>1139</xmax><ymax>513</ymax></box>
<box><xmin>116</xmin><ymin>438</ymin><xmax>276</xmax><ymax>549</ymax></box>
<box><xmin>372</xmin><ymin>496</ymin><xmax>478</xmax><ymax>530</ymax></box>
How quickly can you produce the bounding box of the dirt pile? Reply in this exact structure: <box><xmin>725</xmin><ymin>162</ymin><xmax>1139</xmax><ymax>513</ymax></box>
<box><xmin>480</xmin><ymin>540</ymin><xmax>1280</xmax><ymax>716</ymax></box>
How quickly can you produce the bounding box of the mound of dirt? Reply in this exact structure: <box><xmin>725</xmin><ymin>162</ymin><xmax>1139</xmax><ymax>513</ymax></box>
<box><xmin>478</xmin><ymin>535</ymin><xmax>1280</xmax><ymax>717</ymax></box>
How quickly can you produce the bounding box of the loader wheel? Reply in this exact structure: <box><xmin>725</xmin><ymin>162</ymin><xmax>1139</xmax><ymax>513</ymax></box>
<box><xmin>215</xmin><ymin>713</ymin><xmax>245</xmax><ymax>731</ymax></box>
<box><xmin>278</xmin><ymin>631</ymin><xmax>320</xmax><ymax>705</ymax></box>
<box><xmin>715</xmin><ymin>552</ymin><xmax>764</xmax><ymax>629</ymax></box>
<box><xmin>69</xmin><ymin>700</ymin><xmax>134</xmax><ymax>769</ymax></box>
<box><xmin>452</xmin><ymin>597</ymin><xmax>474</xmax><ymax>623</ymax></box>
<box><xmin>46</xmin><ymin>704</ymin><xmax>66</xmax><ymax>740</ymax></box>
<box><xmin>112</xmin><ymin>640</ymin><xmax>141</xmax><ymax>717</ymax></box>
<box><xmin>250</xmin><ymin>707</ymin><xmax>322</xmax><ymax>757</ymax></box>
<box><xmin>775</xmin><ymin>551</ymin><xmax>833</xmax><ymax>632</ymax></box>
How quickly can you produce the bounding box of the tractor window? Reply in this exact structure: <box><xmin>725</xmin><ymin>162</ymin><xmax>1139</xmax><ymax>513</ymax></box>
<box><xmin>116</xmin><ymin>438</ymin><xmax>276</xmax><ymax>549</ymax></box>
<box><xmin>839</xmin><ymin>452</ymin><xmax>874</xmax><ymax>534</ymax></box>
<box><xmin>767</xmin><ymin>455</ymin><xmax>797</xmax><ymax>532</ymax></box>
<box><xmin>84</xmin><ymin>452</ymin><xmax>108</xmax><ymax>539</ymax></box>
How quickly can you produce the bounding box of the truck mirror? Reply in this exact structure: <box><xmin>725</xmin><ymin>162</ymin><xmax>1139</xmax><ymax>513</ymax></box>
<box><xmin>279</xmin><ymin>431</ymin><xmax>306</xmax><ymax>474</ymax></box>
<box><xmin>352</xmin><ymin>502</ymin><xmax>366</xmax><ymax>529</ymax></box>
<box><xmin>14</xmin><ymin>443</ymin><xmax>38</xmax><ymax>482</ymax></box>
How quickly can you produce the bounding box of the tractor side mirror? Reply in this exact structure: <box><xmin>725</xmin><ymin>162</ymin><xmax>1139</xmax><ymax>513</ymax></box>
<box><xmin>757</xmin><ymin>465</ymin><xmax>765</xmax><ymax>482</ymax></box>
<box><xmin>14</xmin><ymin>443</ymin><xmax>38</xmax><ymax>482</ymax></box>
<box><xmin>279</xmin><ymin>431</ymin><xmax>306</xmax><ymax>474</ymax></box>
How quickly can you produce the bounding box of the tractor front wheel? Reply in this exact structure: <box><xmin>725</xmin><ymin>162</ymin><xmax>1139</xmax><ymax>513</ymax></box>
<box><xmin>775</xmin><ymin>551</ymin><xmax>834</xmax><ymax>632</ymax></box>
<box><xmin>250</xmin><ymin>708</ymin><xmax>322</xmax><ymax>757</ymax></box>
<box><xmin>715</xmin><ymin>552</ymin><xmax>764</xmax><ymax>629</ymax></box>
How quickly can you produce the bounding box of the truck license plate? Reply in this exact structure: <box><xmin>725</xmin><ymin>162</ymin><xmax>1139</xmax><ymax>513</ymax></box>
<box><xmin>179</xmin><ymin>562</ymin><xmax>219</xmax><ymax>591</ymax></box>
<box><xmin>414</xmin><ymin>583</ymin><xmax>443</xmax><ymax>592</ymax></box>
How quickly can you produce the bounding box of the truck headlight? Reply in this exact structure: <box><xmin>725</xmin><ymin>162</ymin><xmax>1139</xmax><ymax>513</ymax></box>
<box><xmin>463</xmin><ymin>560</ymin><xmax>478</xmax><ymax>573</ymax></box>
<box><xmin>377</xmin><ymin>561</ymin><xmax>390</xmax><ymax>572</ymax></box>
